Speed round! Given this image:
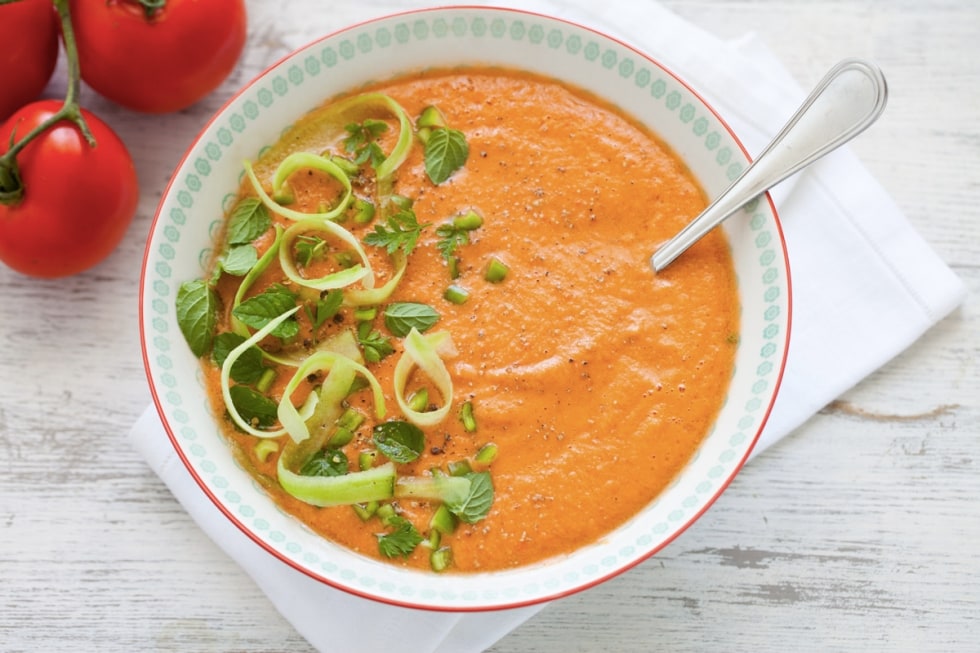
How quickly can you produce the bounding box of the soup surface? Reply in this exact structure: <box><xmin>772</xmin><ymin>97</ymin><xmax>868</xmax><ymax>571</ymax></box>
<box><xmin>179</xmin><ymin>68</ymin><xmax>738</xmax><ymax>572</ymax></box>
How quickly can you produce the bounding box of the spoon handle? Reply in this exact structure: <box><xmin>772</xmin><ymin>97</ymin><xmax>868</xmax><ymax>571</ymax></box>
<box><xmin>650</xmin><ymin>58</ymin><xmax>888</xmax><ymax>272</ymax></box>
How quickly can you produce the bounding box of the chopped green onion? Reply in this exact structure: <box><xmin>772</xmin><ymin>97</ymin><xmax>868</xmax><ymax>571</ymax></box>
<box><xmin>429</xmin><ymin>504</ymin><xmax>457</xmax><ymax>535</ymax></box>
<box><xmin>447</xmin><ymin>255</ymin><xmax>460</xmax><ymax>280</ymax></box>
<box><xmin>352</xmin><ymin>501</ymin><xmax>379</xmax><ymax>521</ymax></box>
<box><xmin>430</xmin><ymin>546</ymin><xmax>453</xmax><ymax>572</ymax></box>
<box><xmin>338</xmin><ymin>408</ymin><xmax>366</xmax><ymax>431</ymax></box>
<box><xmin>484</xmin><ymin>256</ymin><xmax>509</xmax><ymax>283</ymax></box>
<box><xmin>327</xmin><ymin>427</ymin><xmax>354</xmax><ymax>448</ymax></box>
<box><xmin>426</xmin><ymin>529</ymin><xmax>441</xmax><ymax>549</ymax></box>
<box><xmin>354</xmin><ymin>306</ymin><xmax>377</xmax><ymax>321</ymax></box>
<box><xmin>447</xmin><ymin>459</ymin><xmax>473</xmax><ymax>477</ymax></box>
<box><xmin>255</xmin><ymin>368</ymin><xmax>277</xmax><ymax>394</ymax></box>
<box><xmin>327</xmin><ymin>408</ymin><xmax>365</xmax><ymax>448</ymax></box>
<box><xmin>459</xmin><ymin>401</ymin><xmax>477</xmax><ymax>432</ymax></box>
<box><xmin>375</xmin><ymin>502</ymin><xmax>397</xmax><ymax>526</ymax></box>
<box><xmin>352</xmin><ymin>197</ymin><xmax>376</xmax><ymax>224</ymax></box>
<box><xmin>408</xmin><ymin>388</ymin><xmax>430</xmax><ymax>413</ymax></box>
<box><xmin>453</xmin><ymin>209</ymin><xmax>483</xmax><ymax>231</ymax></box>
<box><xmin>474</xmin><ymin>442</ymin><xmax>499</xmax><ymax>465</ymax></box>
<box><xmin>387</xmin><ymin>194</ymin><xmax>413</xmax><ymax>210</ymax></box>
<box><xmin>253</xmin><ymin>439</ymin><xmax>279</xmax><ymax>463</ymax></box>
<box><xmin>359</xmin><ymin>450</ymin><xmax>378</xmax><ymax>471</ymax></box>
<box><xmin>443</xmin><ymin>284</ymin><xmax>470</xmax><ymax>305</ymax></box>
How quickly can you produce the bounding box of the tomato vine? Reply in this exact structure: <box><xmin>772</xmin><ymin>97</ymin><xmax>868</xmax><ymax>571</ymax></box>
<box><xmin>0</xmin><ymin>0</ymin><xmax>93</xmax><ymax>206</ymax></box>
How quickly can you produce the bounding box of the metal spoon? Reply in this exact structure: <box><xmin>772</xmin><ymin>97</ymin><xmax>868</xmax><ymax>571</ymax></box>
<box><xmin>650</xmin><ymin>58</ymin><xmax>888</xmax><ymax>272</ymax></box>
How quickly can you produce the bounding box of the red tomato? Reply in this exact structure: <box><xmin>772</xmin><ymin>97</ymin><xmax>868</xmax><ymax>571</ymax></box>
<box><xmin>70</xmin><ymin>0</ymin><xmax>247</xmax><ymax>113</ymax></box>
<box><xmin>0</xmin><ymin>0</ymin><xmax>61</xmax><ymax>122</ymax></box>
<box><xmin>0</xmin><ymin>100</ymin><xmax>139</xmax><ymax>278</ymax></box>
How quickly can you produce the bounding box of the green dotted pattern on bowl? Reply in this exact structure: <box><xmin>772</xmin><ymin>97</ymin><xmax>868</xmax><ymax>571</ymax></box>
<box><xmin>145</xmin><ymin>11</ymin><xmax>786</xmax><ymax>607</ymax></box>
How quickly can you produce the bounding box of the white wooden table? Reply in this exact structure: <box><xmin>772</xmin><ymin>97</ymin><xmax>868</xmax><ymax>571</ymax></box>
<box><xmin>2</xmin><ymin>1</ymin><xmax>978</xmax><ymax>650</ymax></box>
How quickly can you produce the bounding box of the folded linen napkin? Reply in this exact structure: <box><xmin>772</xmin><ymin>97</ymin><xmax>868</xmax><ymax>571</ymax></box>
<box><xmin>128</xmin><ymin>1</ymin><xmax>967</xmax><ymax>651</ymax></box>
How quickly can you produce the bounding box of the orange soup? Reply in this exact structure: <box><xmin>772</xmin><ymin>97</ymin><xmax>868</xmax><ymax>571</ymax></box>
<box><xmin>176</xmin><ymin>68</ymin><xmax>738</xmax><ymax>573</ymax></box>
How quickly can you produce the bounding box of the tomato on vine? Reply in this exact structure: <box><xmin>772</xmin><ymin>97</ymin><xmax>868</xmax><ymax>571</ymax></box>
<box><xmin>0</xmin><ymin>0</ymin><xmax>139</xmax><ymax>279</ymax></box>
<box><xmin>0</xmin><ymin>0</ymin><xmax>61</xmax><ymax>122</ymax></box>
<box><xmin>70</xmin><ymin>0</ymin><xmax>248</xmax><ymax>113</ymax></box>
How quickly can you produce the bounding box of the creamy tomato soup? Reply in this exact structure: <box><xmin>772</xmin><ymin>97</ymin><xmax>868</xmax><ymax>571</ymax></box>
<box><xmin>176</xmin><ymin>68</ymin><xmax>738</xmax><ymax>572</ymax></box>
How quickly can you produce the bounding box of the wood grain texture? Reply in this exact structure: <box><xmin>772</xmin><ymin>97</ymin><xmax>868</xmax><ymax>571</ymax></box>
<box><xmin>1</xmin><ymin>1</ymin><xmax>977</xmax><ymax>651</ymax></box>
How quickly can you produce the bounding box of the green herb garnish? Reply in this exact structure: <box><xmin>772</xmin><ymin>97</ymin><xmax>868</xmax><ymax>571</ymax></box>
<box><xmin>357</xmin><ymin>322</ymin><xmax>395</xmax><ymax>363</ymax></box>
<box><xmin>228</xmin><ymin>385</ymin><xmax>279</xmax><ymax>428</ymax></box>
<box><xmin>373</xmin><ymin>420</ymin><xmax>425</xmax><ymax>463</ymax></box>
<box><xmin>424</xmin><ymin>127</ymin><xmax>468</xmax><ymax>184</ymax></box>
<box><xmin>294</xmin><ymin>234</ymin><xmax>327</xmax><ymax>268</ymax></box>
<box><xmin>384</xmin><ymin>302</ymin><xmax>440</xmax><ymax>337</ymax></box>
<box><xmin>232</xmin><ymin>284</ymin><xmax>300</xmax><ymax>340</ymax></box>
<box><xmin>212</xmin><ymin>332</ymin><xmax>266</xmax><ymax>385</ymax></box>
<box><xmin>363</xmin><ymin>208</ymin><xmax>429</xmax><ymax>255</ymax></box>
<box><xmin>299</xmin><ymin>449</ymin><xmax>350</xmax><ymax>477</ymax></box>
<box><xmin>306</xmin><ymin>289</ymin><xmax>343</xmax><ymax>331</ymax></box>
<box><xmin>377</xmin><ymin>515</ymin><xmax>424</xmax><ymax>558</ymax></box>
<box><xmin>175</xmin><ymin>279</ymin><xmax>218</xmax><ymax>357</ymax></box>
<box><xmin>226</xmin><ymin>197</ymin><xmax>271</xmax><ymax>245</ymax></box>
<box><xmin>217</xmin><ymin>244</ymin><xmax>259</xmax><ymax>277</ymax></box>
<box><xmin>344</xmin><ymin>119</ymin><xmax>389</xmax><ymax>169</ymax></box>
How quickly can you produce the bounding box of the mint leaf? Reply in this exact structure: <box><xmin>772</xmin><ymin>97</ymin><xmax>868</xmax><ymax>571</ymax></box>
<box><xmin>228</xmin><ymin>385</ymin><xmax>278</xmax><ymax>428</ymax></box>
<box><xmin>448</xmin><ymin>472</ymin><xmax>494</xmax><ymax>524</ymax></box>
<box><xmin>384</xmin><ymin>302</ymin><xmax>440</xmax><ymax>337</ymax></box>
<box><xmin>424</xmin><ymin>128</ymin><xmax>468</xmax><ymax>184</ymax></box>
<box><xmin>226</xmin><ymin>197</ymin><xmax>271</xmax><ymax>245</ymax></box>
<box><xmin>373</xmin><ymin>421</ymin><xmax>425</xmax><ymax>463</ymax></box>
<box><xmin>219</xmin><ymin>244</ymin><xmax>258</xmax><ymax>276</ymax></box>
<box><xmin>212</xmin><ymin>332</ymin><xmax>265</xmax><ymax>384</ymax></box>
<box><xmin>232</xmin><ymin>285</ymin><xmax>299</xmax><ymax>339</ymax></box>
<box><xmin>175</xmin><ymin>279</ymin><xmax>218</xmax><ymax>357</ymax></box>
<box><xmin>377</xmin><ymin>516</ymin><xmax>424</xmax><ymax>558</ymax></box>
<box><xmin>299</xmin><ymin>449</ymin><xmax>349</xmax><ymax>477</ymax></box>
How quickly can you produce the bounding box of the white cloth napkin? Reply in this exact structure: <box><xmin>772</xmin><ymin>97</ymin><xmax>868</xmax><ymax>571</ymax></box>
<box><xmin>128</xmin><ymin>1</ymin><xmax>967</xmax><ymax>651</ymax></box>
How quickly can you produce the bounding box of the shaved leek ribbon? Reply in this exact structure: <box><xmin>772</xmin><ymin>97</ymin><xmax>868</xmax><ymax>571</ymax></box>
<box><xmin>278</xmin><ymin>350</ymin><xmax>386</xmax><ymax>444</ymax></box>
<box><xmin>279</xmin><ymin>218</ymin><xmax>373</xmax><ymax>291</ymax></box>
<box><xmin>393</xmin><ymin>329</ymin><xmax>457</xmax><ymax>427</ymax></box>
<box><xmin>348</xmin><ymin>93</ymin><xmax>414</xmax><ymax>183</ymax></box>
<box><xmin>245</xmin><ymin>152</ymin><xmax>353</xmax><ymax>223</ymax></box>
<box><xmin>220</xmin><ymin>306</ymin><xmax>301</xmax><ymax>438</ymax></box>
<box><xmin>277</xmin><ymin>459</ymin><xmax>396</xmax><ymax>507</ymax></box>
<box><xmin>344</xmin><ymin>250</ymin><xmax>407</xmax><ymax>307</ymax></box>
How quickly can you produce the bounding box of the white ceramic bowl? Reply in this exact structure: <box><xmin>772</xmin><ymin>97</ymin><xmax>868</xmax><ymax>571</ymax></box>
<box><xmin>140</xmin><ymin>6</ymin><xmax>790</xmax><ymax>611</ymax></box>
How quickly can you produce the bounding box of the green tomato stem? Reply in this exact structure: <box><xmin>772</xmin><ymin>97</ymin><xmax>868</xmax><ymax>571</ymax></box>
<box><xmin>0</xmin><ymin>0</ymin><xmax>97</xmax><ymax>206</ymax></box>
<box><xmin>136</xmin><ymin>0</ymin><xmax>167</xmax><ymax>20</ymax></box>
